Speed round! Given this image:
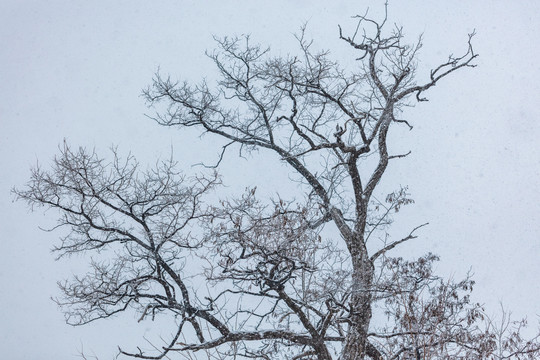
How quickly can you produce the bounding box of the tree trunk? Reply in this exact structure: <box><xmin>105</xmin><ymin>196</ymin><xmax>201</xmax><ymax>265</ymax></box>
<box><xmin>341</xmin><ymin>242</ymin><xmax>374</xmax><ymax>360</ymax></box>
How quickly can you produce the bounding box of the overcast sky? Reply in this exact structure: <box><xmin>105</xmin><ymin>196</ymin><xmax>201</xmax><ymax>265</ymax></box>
<box><xmin>1</xmin><ymin>1</ymin><xmax>539</xmax><ymax>359</ymax></box>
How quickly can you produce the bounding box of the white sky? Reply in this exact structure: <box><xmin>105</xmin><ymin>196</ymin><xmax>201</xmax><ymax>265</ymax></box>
<box><xmin>1</xmin><ymin>1</ymin><xmax>539</xmax><ymax>359</ymax></box>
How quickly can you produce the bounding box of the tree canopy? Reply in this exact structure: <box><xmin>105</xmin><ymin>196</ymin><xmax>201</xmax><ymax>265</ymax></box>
<box><xmin>15</xmin><ymin>7</ymin><xmax>540</xmax><ymax>360</ymax></box>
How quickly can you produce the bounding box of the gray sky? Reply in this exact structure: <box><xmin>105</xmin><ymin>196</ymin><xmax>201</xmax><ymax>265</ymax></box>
<box><xmin>1</xmin><ymin>1</ymin><xmax>539</xmax><ymax>359</ymax></box>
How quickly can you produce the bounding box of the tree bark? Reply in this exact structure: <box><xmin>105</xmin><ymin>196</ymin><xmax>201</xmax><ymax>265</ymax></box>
<box><xmin>341</xmin><ymin>234</ymin><xmax>375</xmax><ymax>360</ymax></box>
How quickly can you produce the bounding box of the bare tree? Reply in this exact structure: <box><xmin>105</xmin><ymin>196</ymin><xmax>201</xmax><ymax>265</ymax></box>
<box><xmin>15</xmin><ymin>8</ymin><xmax>540</xmax><ymax>360</ymax></box>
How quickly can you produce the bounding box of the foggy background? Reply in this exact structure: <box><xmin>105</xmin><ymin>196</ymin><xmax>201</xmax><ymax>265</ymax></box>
<box><xmin>1</xmin><ymin>1</ymin><xmax>539</xmax><ymax>359</ymax></box>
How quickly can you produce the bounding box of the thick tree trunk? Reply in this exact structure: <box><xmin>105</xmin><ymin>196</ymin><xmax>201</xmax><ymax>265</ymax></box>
<box><xmin>341</xmin><ymin>296</ymin><xmax>372</xmax><ymax>359</ymax></box>
<box><xmin>340</xmin><ymin>241</ymin><xmax>375</xmax><ymax>360</ymax></box>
